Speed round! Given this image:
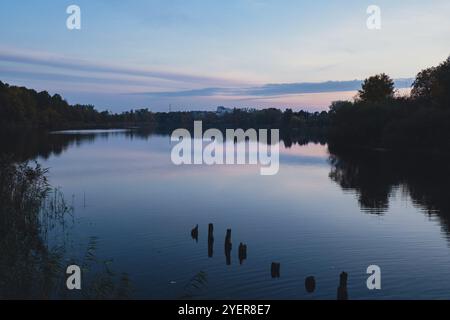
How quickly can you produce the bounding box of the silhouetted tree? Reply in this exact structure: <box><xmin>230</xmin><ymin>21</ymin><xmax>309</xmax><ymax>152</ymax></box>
<box><xmin>329</xmin><ymin>57</ymin><xmax>450</xmax><ymax>150</ymax></box>
<box><xmin>358</xmin><ymin>73</ymin><xmax>395</xmax><ymax>103</ymax></box>
<box><xmin>412</xmin><ymin>56</ymin><xmax>450</xmax><ymax>107</ymax></box>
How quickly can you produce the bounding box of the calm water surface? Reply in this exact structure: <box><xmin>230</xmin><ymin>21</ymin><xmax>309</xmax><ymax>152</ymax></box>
<box><xmin>2</xmin><ymin>130</ymin><xmax>450</xmax><ymax>299</ymax></box>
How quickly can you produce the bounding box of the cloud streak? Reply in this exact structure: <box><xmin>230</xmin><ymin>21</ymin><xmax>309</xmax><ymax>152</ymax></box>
<box><xmin>132</xmin><ymin>79</ymin><xmax>414</xmax><ymax>98</ymax></box>
<box><xmin>0</xmin><ymin>47</ymin><xmax>243</xmax><ymax>87</ymax></box>
<box><xmin>0</xmin><ymin>47</ymin><xmax>414</xmax><ymax>111</ymax></box>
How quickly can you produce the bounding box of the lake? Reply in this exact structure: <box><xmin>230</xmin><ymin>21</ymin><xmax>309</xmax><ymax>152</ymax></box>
<box><xmin>1</xmin><ymin>129</ymin><xmax>450</xmax><ymax>299</ymax></box>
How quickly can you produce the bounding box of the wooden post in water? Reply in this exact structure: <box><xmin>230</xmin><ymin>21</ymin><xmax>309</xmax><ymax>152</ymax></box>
<box><xmin>191</xmin><ymin>224</ymin><xmax>199</xmax><ymax>242</ymax></box>
<box><xmin>208</xmin><ymin>223</ymin><xmax>214</xmax><ymax>258</ymax></box>
<box><xmin>337</xmin><ymin>272</ymin><xmax>349</xmax><ymax>300</ymax></box>
<box><xmin>305</xmin><ymin>276</ymin><xmax>316</xmax><ymax>293</ymax></box>
<box><xmin>271</xmin><ymin>262</ymin><xmax>281</xmax><ymax>278</ymax></box>
<box><xmin>238</xmin><ymin>243</ymin><xmax>247</xmax><ymax>265</ymax></box>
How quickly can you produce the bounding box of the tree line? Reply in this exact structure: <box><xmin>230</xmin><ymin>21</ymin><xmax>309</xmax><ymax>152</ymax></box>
<box><xmin>1</xmin><ymin>56</ymin><xmax>449</xmax><ymax>151</ymax></box>
<box><xmin>328</xmin><ymin>56</ymin><xmax>450</xmax><ymax>150</ymax></box>
<box><xmin>0</xmin><ymin>80</ymin><xmax>328</xmax><ymax>131</ymax></box>
<box><xmin>0</xmin><ymin>82</ymin><xmax>156</xmax><ymax>129</ymax></box>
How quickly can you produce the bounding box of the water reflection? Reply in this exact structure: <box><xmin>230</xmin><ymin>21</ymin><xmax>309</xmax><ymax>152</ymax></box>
<box><xmin>328</xmin><ymin>144</ymin><xmax>450</xmax><ymax>235</ymax></box>
<box><xmin>0</xmin><ymin>128</ymin><xmax>158</xmax><ymax>163</ymax></box>
<box><xmin>2</xmin><ymin>129</ymin><xmax>450</xmax><ymax>299</ymax></box>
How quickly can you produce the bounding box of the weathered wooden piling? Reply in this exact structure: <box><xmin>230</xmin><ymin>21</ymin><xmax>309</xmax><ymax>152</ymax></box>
<box><xmin>191</xmin><ymin>224</ymin><xmax>199</xmax><ymax>242</ymax></box>
<box><xmin>337</xmin><ymin>272</ymin><xmax>348</xmax><ymax>300</ymax></box>
<box><xmin>305</xmin><ymin>276</ymin><xmax>316</xmax><ymax>293</ymax></box>
<box><xmin>271</xmin><ymin>262</ymin><xmax>281</xmax><ymax>278</ymax></box>
<box><xmin>238</xmin><ymin>243</ymin><xmax>247</xmax><ymax>265</ymax></box>
<box><xmin>208</xmin><ymin>223</ymin><xmax>214</xmax><ymax>258</ymax></box>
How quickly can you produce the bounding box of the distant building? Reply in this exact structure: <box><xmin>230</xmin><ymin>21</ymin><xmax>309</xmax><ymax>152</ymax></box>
<box><xmin>216</xmin><ymin>106</ymin><xmax>233</xmax><ymax>116</ymax></box>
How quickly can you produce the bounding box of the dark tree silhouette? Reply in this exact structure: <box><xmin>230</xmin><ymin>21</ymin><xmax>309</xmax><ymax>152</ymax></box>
<box><xmin>329</xmin><ymin>57</ymin><xmax>450</xmax><ymax>150</ymax></box>
<box><xmin>0</xmin><ymin>80</ymin><xmax>329</xmax><ymax>132</ymax></box>
<box><xmin>412</xmin><ymin>56</ymin><xmax>450</xmax><ymax>107</ymax></box>
<box><xmin>358</xmin><ymin>73</ymin><xmax>395</xmax><ymax>103</ymax></box>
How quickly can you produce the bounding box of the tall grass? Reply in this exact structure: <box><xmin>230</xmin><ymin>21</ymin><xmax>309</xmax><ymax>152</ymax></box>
<box><xmin>0</xmin><ymin>157</ymin><xmax>131</xmax><ymax>299</ymax></box>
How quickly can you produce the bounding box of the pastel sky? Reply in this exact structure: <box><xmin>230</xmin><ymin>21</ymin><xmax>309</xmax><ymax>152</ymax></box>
<box><xmin>0</xmin><ymin>0</ymin><xmax>449</xmax><ymax>112</ymax></box>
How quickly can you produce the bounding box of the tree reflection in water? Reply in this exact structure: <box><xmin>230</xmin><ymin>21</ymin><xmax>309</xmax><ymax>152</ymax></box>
<box><xmin>328</xmin><ymin>144</ymin><xmax>450</xmax><ymax>235</ymax></box>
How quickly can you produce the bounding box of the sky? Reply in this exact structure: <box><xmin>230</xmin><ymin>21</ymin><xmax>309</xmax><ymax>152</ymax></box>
<box><xmin>0</xmin><ymin>0</ymin><xmax>449</xmax><ymax>112</ymax></box>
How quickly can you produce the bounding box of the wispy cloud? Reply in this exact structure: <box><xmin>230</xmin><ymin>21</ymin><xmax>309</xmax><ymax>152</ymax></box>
<box><xmin>0</xmin><ymin>47</ymin><xmax>243</xmax><ymax>87</ymax></box>
<box><xmin>132</xmin><ymin>79</ymin><xmax>414</xmax><ymax>98</ymax></box>
<box><xmin>0</xmin><ymin>46</ymin><xmax>414</xmax><ymax>111</ymax></box>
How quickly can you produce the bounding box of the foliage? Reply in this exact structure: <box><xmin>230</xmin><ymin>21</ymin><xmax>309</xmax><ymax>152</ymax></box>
<box><xmin>329</xmin><ymin>56</ymin><xmax>450</xmax><ymax>150</ymax></box>
<box><xmin>0</xmin><ymin>81</ymin><xmax>155</xmax><ymax>129</ymax></box>
<box><xmin>357</xmin><ymin>73</ymin><xmax>395</xmax><ymax>103</ymax></box>
<box><xmin>0</xmin><ymin>80</ymin><xmax>327</xmax><ymax>131</ymax></box>
<box><xmin>412</xmin><ymin>56</ymin><xmax>450</xmax><ymax>107</ymax></box>
<box><xmin>0</xmin><ymin>157</ymin><xmax>131</xmax><ymax>299</ymax></box>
